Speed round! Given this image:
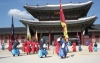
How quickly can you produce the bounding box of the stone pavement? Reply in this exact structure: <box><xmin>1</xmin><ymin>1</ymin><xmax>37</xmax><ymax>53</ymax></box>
<box><xmin>0</xmin><ymin>46</ymin><xmax>100</xmax><ymax>63</ymax></box>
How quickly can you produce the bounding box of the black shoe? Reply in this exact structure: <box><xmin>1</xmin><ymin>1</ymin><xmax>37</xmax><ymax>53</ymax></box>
<box><xmin>13</xmin><ymin>54</ymin><xmax>15</xmax><ymax>57</ymax></box>
<box><xmin>27</xmin><ymin>53</ymin><xmax>28</xmax><ymax>55</ymax></box>
<box><xmin>18</xmin><ymin>54</ymin><xmax>19</xmax><ymax>56</ymax></box>
<box><xmin>61</xmin><ymin>56</ymin><xmax>63</xmax><ymax>58</ymax></box>
<box><xmin>40</xmin><ymin>57</ymin><xmax>43</xmax><ymax>58</ymax></box>
<box><xmin>45</xmin><ymin>55</ymin><xmax>46</xmax><ymax>57</ymax></box>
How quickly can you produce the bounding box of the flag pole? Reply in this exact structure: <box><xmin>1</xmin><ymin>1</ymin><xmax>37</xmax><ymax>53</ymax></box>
<box><xmin>59</xmin><ymin>0</ymin><xmax>69</xmax><ymax>42</ymax></box>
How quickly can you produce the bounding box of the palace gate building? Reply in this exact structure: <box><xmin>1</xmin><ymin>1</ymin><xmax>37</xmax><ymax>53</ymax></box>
<box><xmin>0</xmin><ymin>1</ymin><xmax>99</xmax><ymax>47</ymax></box>
<box><xmin>20</xmin><ymin>1</ymin><xmax>97</xmax><ymax>45</ymax></box>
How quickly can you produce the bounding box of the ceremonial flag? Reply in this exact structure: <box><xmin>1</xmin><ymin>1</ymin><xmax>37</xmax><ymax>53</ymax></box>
<box><xmin>27</xmin><ymin>24</ymin><xmax>31</xmax><ymax>40</ymax></box>
<box><xmin>60</xmin><ymin>0</ymin><xmax>69</xmax><ymax>42</ymax></box>
<box><xmin>35</xmin><ymin>30</ymin><xmax>38</xmax><ymax>41</ymax></box>
<box><xmin>10</xmin><ymin>15</ymin><xmax>14</xmax><ymax>41</ymax></box>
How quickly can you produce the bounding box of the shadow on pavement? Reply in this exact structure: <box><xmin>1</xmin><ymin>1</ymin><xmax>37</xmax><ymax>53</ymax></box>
<box><xmin>44</xmin><ymin>56</ymin><xmax>52</xmax><ymax>58</ymax></box>
<box><xmin>18</xmin><ymin>54</ymin><xmax>27</xmax><ymax>56</ymax></box>
<box><xmin>0</xmin><ymin>56</ymin><xmax>11</xmax><ymax>59</ymax></box>
<box><xmin>68</xmin><ymin>51</ymin><xmax>73</xmax><ymax>53</ymax></box>
<box><xmin>70</xmin><ymin>54</ymin><xmax>74</xmax><ymax>57</ymax></box>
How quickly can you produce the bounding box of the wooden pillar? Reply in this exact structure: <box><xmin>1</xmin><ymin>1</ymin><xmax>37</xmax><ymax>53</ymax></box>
<box><xmin>9</xmin><ymin>34</ymin><xmax>10</xmax><ymax>42</ymax></box>
<box><xmin>48</xmin><ymin>32</ymin><xmax>51</xmax><ymax>50</ymax></box>
<box><xmin>0</xmin><ymin>35</ymin><xmax>1</xmax><ymax>45</ymax></box>
<box><xmin>1</xmin><ymin>35</ymin><xmax>3</xmax><ymax>44</ymax></box>
<box><xmin>17</xmin><ymin>34</ymin><xmax>19</xmax><ymax>42</ymax></box>
<box><xmin>81</xmin><ymin>30</ymin><xmax>84</xmax><ymax>45</ymax></box>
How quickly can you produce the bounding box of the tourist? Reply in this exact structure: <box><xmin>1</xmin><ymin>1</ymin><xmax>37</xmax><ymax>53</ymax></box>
<box><xmin>52</xmin><ymin>40</ymin><xmax>54</xmax><ymax>46</ymax></box>
<box><xmin>11</xmin><ymin>38</ymin><xmax>20</xmax><ymax>56</ymax></box>
<box><xmin>94</xmin><ymin>42</ymin><xmax>98</xmax><ymax>52</ymax></box>
<box><xmin>38</xmin><ymin>36</ymin><xmax>48</xmax><ymax>58</ymax></box>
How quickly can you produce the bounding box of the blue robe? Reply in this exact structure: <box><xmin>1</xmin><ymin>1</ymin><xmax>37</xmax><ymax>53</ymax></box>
<box><xmin>58</xmin><ymin>39</ymin><xmax>67</xmax><ymax>57</ymax></box>
<box><xmin>78</xmin><ymin>44</ymin><xmax>82</xmax><ymax>51</ymax></box>
<box><xmin>94</xmin><ymin>47</ymin><xmax>98</xmax><ymax>52</ymax></box>
<box><xmin>79</xmin><ymin>46</ymin><xmax>82</xmax><ymax>51</ymax></box>
<box><xmin>11</xmin><ymin>48</ymin><xmax>20</xmax><ymax>55</ymax></box>
<box><xmin>65</xmin><ymin>44</ymin><xmax>69</xmax><ymax>53</ymax></box>
<box><xmin>38</xmin><ymin>38</ymin><xmax>48</xmax><ymax>58</ymax></box>
<box><xmin>1</xmin><ymin>44</ymin><xmax>5</xmax><ymax>50</ymax></box>
<box><xmin>38</xmin><ymin>49</ymin><xmax>48</xmax><ymax>57</ymax></box>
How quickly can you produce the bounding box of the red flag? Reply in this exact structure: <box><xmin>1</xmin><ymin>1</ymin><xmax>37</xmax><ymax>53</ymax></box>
<box><xmin>60</xmin><ymin>0</ymin><xmax>69</xmax><ymax>42</ymax></box>
<box><xmin>10</xmin><ymin>15</ymin><xmax>14</xmax><ymax>41</ymax></box>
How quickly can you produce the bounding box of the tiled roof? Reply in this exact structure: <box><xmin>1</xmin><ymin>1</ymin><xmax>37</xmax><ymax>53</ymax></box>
<box><xmin>0</xmin><ymin>27</ymin><xmax>26</xmax><ymax>34</ymax></box>
<box><xmin>20</xmin><ymin>15</ymin><xmax>97</xmax><ymax>25</ymax></box>
<box><xmin>89</xmin><ymin>24</ymin><xmax>100</xmax><ymax>32</ymax></box>
<box><xmin>24</xmin><ymin>1</ymin><xmax>92</xmax><ymax>10</ymax></box>
<box><xmin>0</xmin><ymin>24</ymin><xmax>100</xmax><ymax>34</ymax></box>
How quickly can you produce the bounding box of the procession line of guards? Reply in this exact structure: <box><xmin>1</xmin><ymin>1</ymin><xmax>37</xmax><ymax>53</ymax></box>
<box><xmin>7</xmin><ymin>35</ymin><xmax>98</xmax><ymax>58</ymax></box>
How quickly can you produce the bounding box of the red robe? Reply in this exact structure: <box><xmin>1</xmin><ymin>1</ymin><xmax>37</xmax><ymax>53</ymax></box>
<box><xmin>26</xmin><ymin>40</ymin><xmax>31</xmax><ymax>54</ymax></box>
<box><xmin>31</xmin><ymin>42</ymin><xmax>36</xmax><ymax>53</ymax></box>
<box><xmin>54</xmin><ymin>40</ymin><xmax>60</xmax><ymax>54</ymax></box>
<box><xmin>72</xmin><ymin>42</ymin><xmax>76</xmax><ymax>52</ymax></box>
<box><xmin>22</xmin><ymin>42</ymin><xmax>26</xmax><ymax>52</ymax></box>
<box><xmin>88</xmin><ymin>43</ymin><xmax>93</xmax><ymax>52</ymax></box>
<box><xmin>35</xmin><ymin>42</ymin><xmax>39</xmax><ymax>53</ymax></box>
<box><xmin>8</xmin><ymin>41</ymin><xmax>13</xmax><ymax>51</ymax></box>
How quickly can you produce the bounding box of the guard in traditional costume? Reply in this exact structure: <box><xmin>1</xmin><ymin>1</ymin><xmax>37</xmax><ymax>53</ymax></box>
<box><xmin>93</xmin><ymin>42</ymin><xmax>98</xmax><ymax>52</ymax></box>
<box><xmin>88</xmin><ymin>42</ymin><xmax>93</xmax><ymax>52</ymax></box>
<box><xmin>1</xmin><ymin>43</ymin><xmax>5</xmax><ymax>50</ymax></box>
<box><xmin>11</xmin><ymin>38</ymin><xmax>20</xmax><ymax>56</ymax></box>
<box><xmin>8</xmin><ymin>41</ymin><xmax>13</xmax><ymax>51</ymax></box>
<box><xmin>58</xmin><ymin>36</ymin><xmax>68</xmax><ymax>58</ymax></box>
<box><xmin>78</xmin><ymin>43</ymin><xmax>82</xmax><ymax>51</ymax></box>
<box><xmin>38</xmin><ymin>36</ymin><xmax>48</xmax><ymax>58</ymax></box>
<box><xmin>31</xmin><ymin>40</ymin><xmax>36</xmax><ymax>53</ymax></box>
<box><xmin>35</xmin><ymin>41</ymin><xmax>39</xmax><ymax>53</ymax></box>
<box><xmin>26</xmin><ymin>38</ymin><xmax>31</xmax><ymax>55</ymax></box>
<box><xmin>54</xmin><ymin>38</ymin><xmax>60</xmax><ymax>55</ymax></box>
<box><xmin>72</xmin><ymin>42</ymin><xmax>76</xmax><ymax>52</ymax></box>
<box><xmin>22</xmin><ymin>41</ymin><xmax>27</xmax><ymax>53</ymax></box>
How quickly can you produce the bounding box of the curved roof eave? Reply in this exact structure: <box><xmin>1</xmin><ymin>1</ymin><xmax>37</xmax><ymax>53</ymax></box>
<box><xmin>24</xmin><ymin>1</ymin><xmax>93</xmax><ymax>10</ymax></box>
<box><xmin>20</xmin><ymin>15</ymin><xmax>97</xmax><ymax>26</ymax></box>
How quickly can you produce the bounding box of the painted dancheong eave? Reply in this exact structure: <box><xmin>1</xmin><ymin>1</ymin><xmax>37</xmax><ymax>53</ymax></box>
<box><xmin>24</xmin><ymin>1</ymin><xmax>93</xmax><ymax>10</ymax></box>
<box><xmin>20</xmin><ymin>15</ymin><xmax>97</xmax><ymax>26</ymax></box>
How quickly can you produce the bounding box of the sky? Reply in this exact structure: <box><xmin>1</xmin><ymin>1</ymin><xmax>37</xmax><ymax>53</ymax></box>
<box><xmin>0</xmin><ymin>0</ymin><xmax>100</xmax><ymax>28</ymax></box>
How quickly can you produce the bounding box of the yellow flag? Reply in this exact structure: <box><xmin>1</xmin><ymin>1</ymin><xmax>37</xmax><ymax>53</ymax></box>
<box><xmin>60</xmin><ymin>0</ymin><xmax>69</xmax><ymax>42</ymax></box>
<box><xmin>27</xmin><ymin>24</ymin><xmax>31</xmax><ymax>40</ymax></box>
<box><xmin>35</xmin><ymin>30</ymin><xmax>38</xmax><ymax>41</ymax></box>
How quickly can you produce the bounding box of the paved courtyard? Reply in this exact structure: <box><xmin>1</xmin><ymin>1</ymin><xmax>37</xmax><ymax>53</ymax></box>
<box><xmin>0</xmin><ymin>46</ymin><xmax>100</xmax><ymax>63</ymax></box>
